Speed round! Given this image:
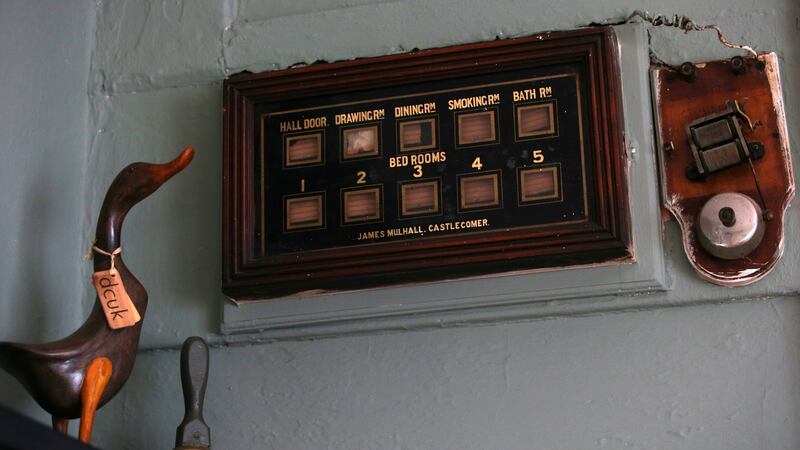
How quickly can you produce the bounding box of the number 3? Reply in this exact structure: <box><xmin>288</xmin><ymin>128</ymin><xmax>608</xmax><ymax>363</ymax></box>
<box><xmin>412</xmin><ymin>165</ymin><xmax>423</xmax><ymax>178</ymax></box>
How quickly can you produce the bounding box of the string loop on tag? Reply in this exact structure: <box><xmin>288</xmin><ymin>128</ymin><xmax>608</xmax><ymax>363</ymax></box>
<box><xmin>84</xmin><ymin>239</ymin><xmax>98</xmax><ymax>261</ymax></box>
<box><xmin>92</xmin><ymin>245</ymin><xmax>123</xmax><ymax>271</ymax></box>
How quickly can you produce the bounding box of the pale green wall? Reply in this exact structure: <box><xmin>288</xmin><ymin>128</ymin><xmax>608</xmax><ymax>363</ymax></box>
<box><xmin>2</xmin><ymin>1</ymin><xmax>800</xmax><ymax>449</ymax></box>
<box><xmin>0</xmin><ymin>0</ymin><xmax>92</xmax><ymax>420</ymax></box>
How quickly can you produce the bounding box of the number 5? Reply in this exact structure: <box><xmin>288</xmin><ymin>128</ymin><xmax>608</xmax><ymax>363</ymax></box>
<box><xmin>532</xmin><ymin>150</ymin><xmax>545</xmax><ymax>164</ymax></box>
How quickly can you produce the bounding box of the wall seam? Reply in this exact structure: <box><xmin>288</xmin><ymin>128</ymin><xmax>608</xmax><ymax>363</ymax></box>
<box><xmin>137</xmin><ymin>292</ymin><xmax>800</xmax><ymax>352</ymax></box>
<box><xmin>80</xmin><ymin>1</ymin><xmax>103</xmax><ymax>318</ymax></box>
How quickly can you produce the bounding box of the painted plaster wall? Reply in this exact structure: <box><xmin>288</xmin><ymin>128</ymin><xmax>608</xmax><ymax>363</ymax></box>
<box><xmin>99</xmin><ymin>299</ymin><xmax>800</xmax><ymax>449</ymax></box>
<box><xmin>87</xmin><ymin>0</ymin><xmax>800</xmax><ymax>447</ymax></box>
<box><xmin>2</xmin><ymin>0</ymin><xmax>800</xmax><ymax>449</ymax></box>
<box><xmin>81</xmin><ymin>0</ymin><xmax>800</xmax><ymax>348</ymax></box>
<box><xmin>0</xmin><ymin>0</ymin><xmax>92</xmax><ymax>420</ymax></box>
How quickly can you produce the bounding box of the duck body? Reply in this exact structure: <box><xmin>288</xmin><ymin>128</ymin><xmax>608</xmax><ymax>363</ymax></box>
<box><xmin>0</xmin><ymin>264</ymin><xmax>144</xmax><ymax>419</ymax></box>
<box><xmin>0</xmin><ymin>148</ymin><xmax>193</xmax><ymax>421</ymax></box>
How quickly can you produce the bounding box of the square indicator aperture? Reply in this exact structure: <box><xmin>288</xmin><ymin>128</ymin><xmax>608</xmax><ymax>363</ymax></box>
<box><xmin>284</xmin><ymin>132</ymin><xmax>323</xmax><ymax>168</ymax></box>
<box><xmin>459</xmin><ymin>172</ymin><xmax>501</xmax><ymax>211</ymax></box>
<box><xmin>516</xmin><ymin>103</ymin><xmax>556</xmax><ymax>139</ymax></box>
<box><xmin>457</xmin><ymin>110</ymin><xmax>497</xmax><ymax>145</ymax></box>
<box><xmin>399</xmin><ymin>118</ymin><xmax>437</xmax><ymax>152</ymax></box>
<box><xmin>285</xmin><ymin>193</ymin><xmax>325</xmax><ymax>231</ymax></box>
<box><xmin>400</xmin><ymin>179</ymin><xmax>440</xmax><ymax>217</ymax></box>
<box><xmin>519</xmin><ymin>166</ymin><xmax>560</xmax><ymax>204</ymax></box>
<box><xmin>342</xmin><ymin>125</ymin><xmax>380</xmax><ymax>160</ymax></box>
<box><xmin>343</xmin><ymin>186</ymin><xmax>382</xmax><ymax>224</ymax></box>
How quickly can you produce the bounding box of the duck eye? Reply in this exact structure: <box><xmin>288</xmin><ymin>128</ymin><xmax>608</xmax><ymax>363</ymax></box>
<box><xmin>128</xmin><ymin>167</ymin><xmax>136</xmax><ymax>173</ymax></box>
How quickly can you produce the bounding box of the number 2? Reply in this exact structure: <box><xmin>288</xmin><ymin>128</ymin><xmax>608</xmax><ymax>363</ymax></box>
<box><xmin>356</xmin><ymin>171</ymin><xmax>367</xmax><ymax>184</ymax></box>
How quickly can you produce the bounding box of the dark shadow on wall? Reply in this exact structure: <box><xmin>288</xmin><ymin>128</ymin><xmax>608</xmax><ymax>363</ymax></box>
<box><xmin>0</xmin><ymin>175</ymin><xmax>63</xmax><ymax>427</ymax></box>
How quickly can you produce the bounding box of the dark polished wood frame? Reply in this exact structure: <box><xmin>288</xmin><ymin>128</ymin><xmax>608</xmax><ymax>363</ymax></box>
<box><xmin>223</xmin><ymin>26</ymin><xmax>631</xmax><ymax>301</ymax></box>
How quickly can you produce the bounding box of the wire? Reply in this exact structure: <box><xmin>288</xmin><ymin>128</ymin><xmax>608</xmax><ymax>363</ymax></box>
<box><xmin>626</xmin><ymin>11</ymin><xmax>758</xmax><ymax>58</ymax></box>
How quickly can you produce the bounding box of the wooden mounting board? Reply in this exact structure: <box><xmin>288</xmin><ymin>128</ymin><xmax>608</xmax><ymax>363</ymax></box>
<box><xmin>653</xmin><ymin>53</ymin><xmax>794</xmax><ymax>286</ymax></box>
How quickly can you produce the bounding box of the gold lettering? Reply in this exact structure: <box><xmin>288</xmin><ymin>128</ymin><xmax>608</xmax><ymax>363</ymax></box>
<box><xmin>447</xmin><ymin>93</ymin><xmax>500</xmax><ymax>110</ymax></box>
<box><xmin>388</xmin><ymin>151</ymin><xmax>446</xmax><ymax>169</ymax></box>
<box><xmin>354</xmin><ymin>219</ymin><xmax>490</xmax><ymax>242</ymax></box>
<box><xmin>356</xmin><ymin>230</ymin><xmax>386</xmax><ymax>241</ymax></box>
<box><xmin>394</xmin><ymin>102</ymin><xmax>436</xmax><ymax>118</ymax></box>
<box><xmin>514</xmin><ymin>86</ymin><xmax>552</xmax><ymax>102</ymax></box>
<box><xmin>303</xmin><ymin>116</ymin><xmax>328</xmax><ymax>129</ymax></box>
<box><xmin>513</xmin><ymin>89</ymin><xmax>537</xmax><ymax>102</ymax></box>
<box><xmin>427</xmin><ymin>219</ymin><xmax>490</xmax><ymax>233</ymax></box>
<box><xmin>279</xmin><ymin>120</ymin><xmax>302</xmax><ymax>132</ymax></box>
<box><xmin>335</xmin><ymin>109</ymin><xmax>386</xmax><ymax>125</ymax></box>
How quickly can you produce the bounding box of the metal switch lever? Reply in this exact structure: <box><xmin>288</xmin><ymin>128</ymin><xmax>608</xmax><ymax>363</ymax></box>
<box><xmin>174</xmin><ymin>337</ymin><xmax>211</xmax><ymax>450</ymax></box>
<box><xmin>685</xmin><ymin>100</ymin><xmax>771</xmax><ymax>220</ymax></box>
<box><xmin>686</xmin><ymin>100</ymin><xmax>763</xmax><ymax>180</ymax></box>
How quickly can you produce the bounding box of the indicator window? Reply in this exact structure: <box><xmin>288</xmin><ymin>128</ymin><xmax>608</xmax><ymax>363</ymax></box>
<box><xmin>342</xmin><ymin>125</ymin><xmax>380</xmax><ymax>160</ymax></box>
<box><xmin>456</xmin><ymin>110</ymin><xmax>497</xmax><ymax>146</ymax></box>
<box><xmin>342</xmin><ymin>186</ymin><xmax>383</xmax><ymax>224</ymax></box>
<box><xmin>398</xmin><ymin>117</ymin><xmax>438</xmax><ymax>152</ymax></box>
<box><xmin>458</xmin><ymin>172</ymin><xmax>501</xmax><ymax>211</ymax></box>
<box><xmin>515</xmin><ymin>103</ymin><xmax>556</xmax><ymax>139</ymax></box>
<box><xmin>400</xmin><ymin>179</ymin><xmax>441</xmax><ymax>217</ymax></box>
<box><xmin>284</xmin><ymin>133</ymin><xmax>323</xmax><ymax>168</ymax></box>
<box><xmin>518</xmin><ymin>166</ymin><xmax>560</xmax><ymax>204</ymax></box>
<box><xmin>284</xmin><ymin>193</ymin><xmax>325</xmax><ymax>231</ymax></box>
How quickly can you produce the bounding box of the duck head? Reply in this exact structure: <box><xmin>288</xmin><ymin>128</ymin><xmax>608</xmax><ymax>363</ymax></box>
<box><xmin>107</xmin><ymin>147</ymin><xmax>195</xmax><ymax>208</ymax></box>
<box><xmin>96</xmin><ymin>147</ymin><xmax>195</xmax><ymax>249</ymax></box>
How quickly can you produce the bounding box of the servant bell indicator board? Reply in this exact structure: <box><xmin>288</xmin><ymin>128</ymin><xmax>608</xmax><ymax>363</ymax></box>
<box><xmin>223</xmin><ymin>26</ymin><xmax>632</xmax><ymax>300</ymax></box>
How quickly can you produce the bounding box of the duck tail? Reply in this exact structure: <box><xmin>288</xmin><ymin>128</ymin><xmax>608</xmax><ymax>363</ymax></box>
<box><xmin>0</xmin><ymin>342</ymin><xmax>8</xmax><ymax>371</ymax></box>
<box><xmin>0</xmin><ymin>341</ymin><xmax>23</xmax><ymax>379</ymax></box>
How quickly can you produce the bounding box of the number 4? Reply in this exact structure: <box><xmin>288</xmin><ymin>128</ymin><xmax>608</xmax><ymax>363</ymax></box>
<box><xmin>471</xmin><ymin>157</ymin><xmax>483</xmax><ymax>170</ymax></box>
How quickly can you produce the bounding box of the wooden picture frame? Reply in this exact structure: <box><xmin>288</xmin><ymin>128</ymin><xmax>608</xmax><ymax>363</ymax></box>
<box><xmin>283</xmin><ymin>132</ymin><xmax>323</xmax><ymax>168</ymax></box>
<box><xmin>456</xmin><ymin>110</ymin><xmax>498</xmax><ymax>146</ymax></box>
<box><xmin>518</xmin><ymin>166</ymin><xmax>561</xmax><ymax>203</ymax></box>
<box><xmin>515</xmin><ymin>102</ymin><xmax>557</xmax><ymax>139</ymax></box>
<box><xmin>399</xmin><ymin>179</ymin><xmax>441</xmax><ymax>217</ymax></box>
<box><xmin>341</xmin><ymin>125</ymin><xmax>381</xmax><ymax>160</ymax></box>
<box><xmin>398</xmin><ymin>117</ymin><xmax>438</xmax><ymax>152</ymax></box>
<box><xmin>223</xmin><ymin>26</ymin><xmax>631</xmax><ymax>300</ymax></box>
<box><xmin>283</xmin><ymin>193</ymin><xmax>325</xmax><ymax>231</ymax></box>
<box><xmin>458</xmin><ymin>172</ymin><xmax>502</xmax><ymax>211</ymax></box>
<box><xmin>341</xmin><ymin>185</ymin><xmax>383</xmax><ymax>225</ymax></box>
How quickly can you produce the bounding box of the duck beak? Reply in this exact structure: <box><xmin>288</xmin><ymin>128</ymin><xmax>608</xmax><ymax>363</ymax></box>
<box><xmin>152</xmin><ymin>147</ymin><xmax>195</xmax><ymax>185</ymax></box>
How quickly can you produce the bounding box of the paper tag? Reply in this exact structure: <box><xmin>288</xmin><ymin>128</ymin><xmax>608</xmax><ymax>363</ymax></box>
<box><xmin>92</xmin><ymin>268</ymin><xmax>141</xmax><ymax>329</ymax></box>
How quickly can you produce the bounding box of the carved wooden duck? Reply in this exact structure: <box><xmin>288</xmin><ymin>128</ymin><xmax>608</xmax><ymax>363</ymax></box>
<box><xmin>0</xmin><ymin>147</ymin><xmax>194</xmax><ymax>442</ymax></box>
